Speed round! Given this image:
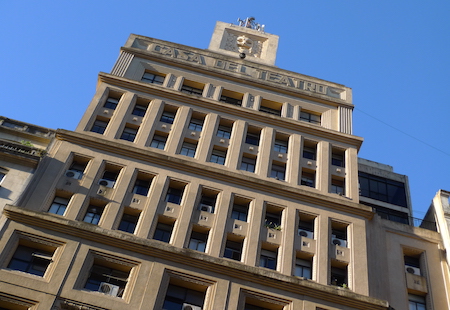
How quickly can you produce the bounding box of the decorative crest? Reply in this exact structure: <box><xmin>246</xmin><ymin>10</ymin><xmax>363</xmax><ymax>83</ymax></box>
<box><xmin>237</xmin><ymin>17</ymin><xmax>265</xmax><ymax>32</ymax></box>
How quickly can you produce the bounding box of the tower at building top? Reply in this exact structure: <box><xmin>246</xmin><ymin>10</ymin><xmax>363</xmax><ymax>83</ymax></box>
<box><xmin>208</xmin><ymin>19</ymin><xmax>279</xmax><ymax>66</ymax></box>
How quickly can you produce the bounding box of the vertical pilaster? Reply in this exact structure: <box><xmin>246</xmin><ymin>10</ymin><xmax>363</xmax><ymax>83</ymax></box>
<box><xmin>104</xmin><ymin>92</ymin><xmax>135</xmax><ymax>140</ymax></box>
<box><xmin>226</xmin><ymin>120</ymin><xmax>247</xmax><ymax>170</ymax></box>
<box><xmin>286</xmin><ymin>134</ymin><xmax>302</xmax><ymax>185</ymax></box>
<box><xmin>257</xmin><ymin>127</ymin><xmax>275</xmax><ymax>177</ymax></box>
<box><xmin>165</xmin><ymin>106</ymin><xmax>191</xmax><ymax>155</ymax></box>
<box><xmin>243</xmin><ymin>197</ymin><xmax>264</xmax><ymax>266</ymax></box>
<box><xmin>345</xmin><ymin>147</ymin><xmax>359</xmax><ymax>201</ymax></box>
<box><xmin>196</xmin><ymin>113</ymin><xmax>219</xmax><ymax>162</ymax></box>
<box><xmin>208</xmin><ymin>191</ymin><xmax>233</xmax><ymax>257</ymax></box>
<box><xmin>279</xmin><ymin>206</ymin><xmax>297</xmax><ymax>275</ymax></box>
<box><xmin>316</xmin><ymin>141</ymin><xmax>330</xmax><ymax>193</ymax></box>
<box><xmin>135</xmin><ymin>99</ymin><xmax>164</xmax><ymax>146</ymax></box>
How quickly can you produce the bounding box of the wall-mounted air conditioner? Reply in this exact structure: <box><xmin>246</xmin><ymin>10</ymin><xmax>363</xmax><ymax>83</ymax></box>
<box><xmin>182</xmin><ymin>303</ymin><xmax>202</xmax><ymax>310</ymax></box>
<box><xmin>405</xmin><ymin>265</ymin><xmax>421</xmax><ymax>276</ymax></box>
<box><xmin>331</xmin><ymin>235</ymin><xmax>347</xmax><ymax>247</ymax></box>
<box><xmin>199</xmin><ymin>204</ymin><xmax>213</xmax><ymax>213</ymax></box>
<box><xmin>66</xmin><ymin>170</ymin><xmax>82</xmax><ymax>179</ymax></box>
<box><xmin>98</xmin><ymin>282</ymin><xmax>120</xmax><ymax>297</ymax></box>
<box><xmin>298</xmin><ymin>229</ymin><xmax>313</xmax><ymax>239</ymax></box>
<box><xmin>99</xmin><ymin>179</ymin><xmax>115</xmax><ymax>188</ymax></box>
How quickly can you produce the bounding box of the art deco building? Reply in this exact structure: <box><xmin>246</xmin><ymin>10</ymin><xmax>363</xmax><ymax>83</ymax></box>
<box><xmin>0</xmin><ymin>19</ymin><xmax>448</xmax><ymax>310</ymax></box>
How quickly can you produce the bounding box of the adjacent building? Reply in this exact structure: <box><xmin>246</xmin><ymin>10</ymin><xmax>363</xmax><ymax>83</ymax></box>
<box><xmin>0</xmin><ymin>19</ymin><xmax>448</xmax><ymax>310</ymax></box>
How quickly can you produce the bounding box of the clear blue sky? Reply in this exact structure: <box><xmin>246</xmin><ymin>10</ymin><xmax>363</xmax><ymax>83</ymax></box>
<box><xmin>1</xmin><ymin>1</ymin><xmax>449</xmax><ymax>219</ymax></box>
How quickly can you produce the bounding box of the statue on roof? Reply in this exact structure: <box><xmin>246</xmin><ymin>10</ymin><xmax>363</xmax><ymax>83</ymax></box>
<box><xmin>237</xmin><ymin>17</ymin><xmax>265</xmax><ymax>32</ymax></box>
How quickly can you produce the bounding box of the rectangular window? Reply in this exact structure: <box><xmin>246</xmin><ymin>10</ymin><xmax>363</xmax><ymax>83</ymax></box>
<box><xmin>84</xmin><ymin>264</ymin><xmax>129</xmax><ymax>298</ymax></box>
<box><xmin>264</xmin><ymin>205</ymin><xmax>283</xmax><ymax>229</ymax></box>
<box><xmin>180</xmin><ymin>142</ymin><xmax>197</xmax><ymax>158</ymax></box>
<box><xmin>118</xmin><ymin>213</ymin><xmax>139</xmax><ymax>234</ymax></box>
<box><xmin>216</xmin><ymin>125</ymin><xmax>232</xmax><ymax>139</ymax></box>
<box><xmin>294</xmin><ymin>258</ymin><xmax>312</xmax><ymax>279</ymax></box>
<box><xmin>260</xmin><ymin>99</ymin><xmax>282</xmax><ymax>116</ymax></box>
<box><xmin>120</xmin><ymin>126</ymin><xmax>138</xmax><ymax>142</ymax></box>
<box><xmin>301</xmin><ymin>170</ymin><xmax>315</xmax><ymax>188</ymax></box>
<box><xmin>270</xmin><ymin>162</ymin><xmax>286</xmax><ymax>180</ymax></box>
<box><xmin>165</xmin><ymin>181</ymin><xmax>186</xmax><ymax>205</ymax></box>
<box><xmin>141</xmin><ymin>72</ymin><xmax>165</xmax><ymax>85</ymax></box>
<box><xmin>90</xmin><ymin>119</ymin><xmax>108</xmax><ymax>134</ymax></box>
<box><xmin>188</xmin><ymin>230</ymin><xmax>208</xmax><ymax>252</ymax></box>
<box><xmin>260</xmin><ymin>249</ymin><xmax>277</xmax><ymax>270</ymax></box>
<box><xmin>160</xmin><ymin>111</ymin><xmax>176</xmax><ymax>124</ymax></box>
<box><xmin>331</xmin><ymin>222</ymin><xmax>348</xmax><ymax>247</ymax></box>
<box><xmin>298</xmin><ymin>213</ymin><xmax>315</xmax><ymax>239</ymax></box>
<box><xmin>8</xmin><ymin>245</ymin><xmax>54</xmax><ymax>277</ymax></box>
<box><xmin>150</xmin><ymin>134</ymin><xmax>167</xmax><ymax>150</ymax></box>
<box><xmin>219</xmin><ymin>89</ymin><xmax>243</xmax><ymax>106</ymax></box>
<box><xmin>99</xmin><ymin>165</ymin><xmax>121</xmax><ymax>188</ymax></box>
<box><xmin>198</xmin><ymin>189</ymin><xmax>218</xmax><ymax>213</ymax></box>
<box><xmin>224</xmin><ymin>239</ymin><xmax>243</xmax><ymax>261</ymax></box>
<box><xmin>231</xmin><ymin>203</ymin><xmax>249</xmax><ymax>222</ymax></box>
<box><xmin>133</xmin><ymin>178</ymin><xmax>152</xmax><ymax>196</ymax></box>
<box><xmin>404</xmin><ymin>255</ymin><xmax>421</xmax><ymax>275</ymax></box>
<box><xmin>300</xmin><ymin>111</ymin><xmax>321</xmax><ymax>124</ymax></box>
<box><xmin>188</xmin><ymin>118</ymin><xmax>204</xmax><ymax>131</ymax></box>
<box><xmin>132</xmin><ymin>103</ymin><xmax>148</xmax><ymax>117</ymax></box>
<box><xmin>331</xmin><ymin>149</ymin><xmax>345</xmax><ymax>167</ymax></box>
<box><xmin>240</xmin><ymin>155</ymin><xmax>256</xmax><ymax>173</ymax></box>
<box><xmin>359</xmin><ymin>172</ymin><xmax>408</xmax><ymax>207</ymax></box>
<box><xmin>331</xmin><ymin>178</ymin><xmax>345</xmax><ymax>195</ymax></box>
<box><xmin>83</xmin><ymin>205</ymin><xmax>104</xmax><ymax>225</ymax></box>
<box><xmin>48</xmin><ymin>196</ymin><xmax>70</xmax><ymax>215</ymax></box>
<box><xmin>154</xmin><ymin>222</ymin><xmax>174</xmax><ymax>243</ymax></box>
<box><xmin>274</xmin><ymin>140</ymin><xmax>288</xmax><ymax>153</ymax></box>
<box><xmin>103</xmin><ymin>97</ymin><xmax>119</xmax><ymax>110</ymax></box>
<box><xmin>245</xmin><ymin>132</ymin><xmax>260</xmax><ymax>146</ymax></box>
<box><xmin>180</xmin><ymin>80</ymin><xmax>204</xmax><ymax>96</ymax></box>
<box><xmin>330</xmin><ymin>264</ymin><xmax>347</xmax><ymax>287</ymax></box>
<box><xmin>302</xmin><ymin>143</ymin><xmax>317</xmax><ymax>160</ymax></box>
<box><xmin>210</xmin><ymin>149</ymin><xmax>227</xmax><ymax>165</ymax></box>
<box><xmin>67</xmin><ymin>155</ymin><xmax>90</xmax><ymax>179</ymax></box>
<box><xmin>163</xmin><ymin>283</ymin><xmax>205</xmax><ymax>310</ymax></box>
<box><xmin>409</xmin><ymin>294</ymin><xmax>426</xmax><ymax>310</ymax></box>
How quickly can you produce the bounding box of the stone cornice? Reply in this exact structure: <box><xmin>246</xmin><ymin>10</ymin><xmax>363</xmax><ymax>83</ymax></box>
<box><xmin>97</xmin><ymin>73</ymin><xmax>363</xmax><ymax>150</ymax></box>
<box><xmin>3</xmin><ymin>205</ymin><xmax>389</xmax><ymax>310</ymax></box>
<box><xmin>56</xmin><ymin>129</ymin><xmax>372</xmax><ymax>219</ymax></box>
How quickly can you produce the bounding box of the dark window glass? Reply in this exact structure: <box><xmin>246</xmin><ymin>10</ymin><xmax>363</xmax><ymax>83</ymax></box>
<box><xmin>118</xmin><ymin>213</ymin><xmax>139</xmax><ymax>233</ymax></box>
<box><xmin>91</xmin><ymin>120</ymin><xmax>108</xmax><ymax>134</ymax></box>
<box><xmin>303</xmin><ymin>146</ymin><xmax>316</xmax><ymax>160</ymax></box>
<box><xmin>270</xmin><ymin>164</ymin><xmax>285</xmax><ymax>180</ymax></box>
<box><xmin>181</xmin><ymin>84</ymin><xmax>203</xmax><ymax>96</ymax></box>
<box><xmin>8</xmin><ymin>245</ymin><xmax>53</xmax><ymax>276</ymax></box>
<box><xmin>132</xmin><ymin>104</ymin><xmax>147</xmax><ymax>117</ymax></box>
<box><xmin>216</xmin><ymin>125</ymin><xmax>232</xmax><ymax>138</ymax></box>
<box><xmin>141</xmin><ymin>72</ymin><xmax>165</xmax><ymax>85</ymax></box>
<box><xmin>188</xmin><ymin>231</ymin><xmax>208</xmax><ymax>252</ymax></box>
<box><xmin>300</xmin><ymin>111</ymin><xmax>321</xmax><ymax>124</ymax></box>
<box><xmin>104</xmin><ymin>97</ymin><xmax>119</xmax><ymax>110</ymax></box>
<box><xmin>163</xmin><ymin>284</ymin><xmax>205</xmax><ymax>310</ymax></box>
<box><xmin>133</xmin><ymin>179</ymin><xmax>151</xmax><ymax>196</ymax></box>
<box><xmin>210</xmin><ymin>149</ymin><xmax>226</xmax><ymax>165</ymax></box>
<box><xmin>260</xmin><ymin>106</ymin><xmax>281</xmax><ymax>116</ymax></box>
<box><xmin>240</xmin><ymin>156</ymin><xmax>256</xmax><ymax>172</ymax></box>
<box><xmin>294</xmin><ymin>259</ymin><xmax>312</xmax><ymax>279</ymax></box>
<box><xmin>154</xmin><ymin>223</ymin><xmax>173</xmax><ymax>242</ymax></box>
<box><xmin>83</xmin><ymin>206</ymin><xmax>104</xmax><ymax>225</ymax></box>
<box><xmin>359</xmin><ymin>172</ymin><xmax>408</xmax><ymax>207</ymax></box>
<box><xmin>160</xmin><ymin>111</ymin><xmax>175</xmax><ymax>124</ymax></box>
<box><xmin>224</xmin><ymin>240</ymin><xmax>242</xmax><ymax>261</ymax></box>
<box><xmin>165</xmin><ymin>187</ymin><xmax>183</xmax><ymax>204</ymax></box>
<box><xmin>260</xmin><ymin>250</ymin><xmax>277</xmax><ymax>270</ymax></box>
<box><xmin>245</xmin><ymin>133</ymin><xmax>260</xmax><ymax>146</ymax></box>
<box><xmin>188</xmin><ymin>119</ymin><xmax>203</xmax><ymax>131</ymax></box>
<box><xmin>219</xmin><ymin>95</ymin><xmax>242</xmax><ymax>106</ymax></box>
<box><xmin>231</xmin><ymin>204</ymin><xmax>249</xmax><ymax>222</ymax></box>
<box><xmin>330</xmin><ymin>266</ymin><xmax>347</xmax><ymax>286</ymax></box>
<box><xmin>331</xmin><ymin>179</ymin><xmax>345</xmax><ymax>195</ymax></box>
<box><xmin>274</xmin><ymin>140</ymin><xmax>287</xmax><ymax>153</ymax></box>
<box><xmin>150</xmin><ymin>135</ymin><xmax>167</xmax><ymax>149</ymax></box>
<box><xmin>120</xmin><ymin>127</ymin><xmax>138</xmax><ymax>142</ymax></box>
<box><xmin>301</xmin><ymin>171</ymin><xmax>315</xmax><ymax>187</ymax></box>
<box><xmin>332</xmin><ymin>152</ymin><xmax>345</xmax><ymax>167</ymax></box>
<box><xmin>180</xmin><ymin>142</ymin><xmax>197</xmax><ymax>157</ymax></box>
<box><xmin>84</xmin><ymin>264</ymin><xmax>128</xmax><ymax>297</ymax></box>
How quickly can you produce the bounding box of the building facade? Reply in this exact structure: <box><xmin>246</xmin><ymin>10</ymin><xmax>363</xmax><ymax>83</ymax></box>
<box><xmin>0</xmin><ymin>20</ymin><xmax>448</xmax><ymax>310</ymax></box>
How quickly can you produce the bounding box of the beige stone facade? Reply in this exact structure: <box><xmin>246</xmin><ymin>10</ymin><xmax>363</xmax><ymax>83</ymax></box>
<box><xmin>0</xmin><ymin>21</ymin><xmax>448</xmax><ymax>310</ymax></box>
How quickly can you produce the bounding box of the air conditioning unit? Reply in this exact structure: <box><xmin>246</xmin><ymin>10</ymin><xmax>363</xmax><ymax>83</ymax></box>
<box><xmin>331</xmin><ymin>236</ymin><xmax>347</xmax><ymax>247</ymax></box>
<box><xmin>298</xmin><ymin>229</ymin><xmax>313</xmax><ymax>239</ymax></box>
<box><xmin>405</xmin><ymin>265</ymin><xmax>421</xmax><ymax>275</ymax></box>
<box><xmin>98</xmin><ymin>282</ymin><xmax>120</xmax><ymax>297</ymax></box>
<box><xmin>199</xmin><ymin>204</ymin><xmax>213</xmax><ymax>213</ymax></box>
<box><xmin>98</xmin><ymin>179</ymin><xmax>115</xmax><ymax>188</ymax></box>
<box><xmin>65</xmin><ymin>170</ymin><xmax>82</xmax><ymax>179</ymax></box>
<box><xmin>182</xmin><ymin>303</ymin><xmax>202</xmax><ymax>310</ymax></box>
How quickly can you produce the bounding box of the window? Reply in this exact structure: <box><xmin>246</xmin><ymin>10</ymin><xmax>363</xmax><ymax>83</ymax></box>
<box><xmin>150</xmin><ymin>134</ymin><xmax>167</xmax><ymax>150</ymax></box>
<box><xmin>219</xmin><ymin>89</ymin><xmax>243</xmax><ymax>106</ymax></box>
<box><xmin>165</xmin><ymin>182</ymin><xmax>185</xmax><ymax>205</ymax></box>
<box><xmin>141</xmin><ymin>72</ymin><xmax>165</xmax><ymax>85</ymax></box>
<box><xmin>270</xmin><ymin>163</ymin><xmax>285</xmax><ymax>180</ymax></box>
<box><xmin>264</xmin><ymin>205</ymin><xmax>282</xmax><ymax>229</ymax></box>
<box><xmin>180</xmin><ymin>80</ymin><xmax>204</xmax><ymax>96</ymax></box>
<box><xmin>216</xmin><ymin>125</ymin><xmax>232</xmax><ymax>139</ymax></box>
<box><xmin>331</xmin><ymin>149</ymin><xmax>345</xmax><ymax>167</ymax></box>
<box><xmin>154</xmin><ymin>222</ymin><xmax>173</xmax><ymax>243</ymax></box>
<box><xmin>404</xmin><ymin>255</ymin><xmax>421</xmax><ymax>275</ymax></box>
<box><xmin>409</xmin><ymin>294</ymin><xmax>426</xmax><ymax>310</ymax></box>
<box><xmin>90</xmin><ymin>119</ymin><xmax>108</xmax><ymax>134</ymax></box>
<box><xmin>163</xmin><ymin>283</ymin><xmax>205</xmax><ymax>310</ymax></box>
<box><xmin>83</xmin><ymin>205</ymin><xmax>104</xmax><ymax>225</ymax></box>
<box><xmin>67</xmin><ymin>155</ymin><xmax>90</xmax><ymax>178</ymax></box>
<box><xmin>188</xmin><ymin>118</ymin><xmax>203</xmax><ymax>131</ymax></box>
<box><xmin>8</xmin><ymin>245</ymin><xmax>54</xmax><ymax>276</ymax></box>
<box><xmin>330</xmin><ymin>264</ymin><xmax>347</xmax><ymax>287</ymax></box>
<box><xmin>100</xmin><ymin>165</ymin><xmax>121</xmax><ymax>187</ymax></box>
<box><xmin>260</xmin><ymin>249</ymin><xmax>277</xmax><ymax>270</ymax></box>
<box><xmin>132</xmin><ymin>104</ymin><xmax>148</xmax><ymax>117</ymax></box>
<box><xmin>294</xmin><ymin>258</ymin><xmax>312</xmax><ymax>279</ymax></box>
<box><xmin>245</xmin><ymin>132</ymin><xmax>260</xmax><ymax>146</ymax></box>
<box><xmin>84</xmin><ymin>264</ymin><xmax>129</xmax><ymax>298</ymax></box>
<box><xmin>331</xmin><ymin>222</ymin><xmax>348</xmax><ymax>247</ymax></box>
<box><xmin>48</xmin><ymin>196</ymin><xmax>69</xmax><ymax>215</ymax></box>
<box><xmin>302</xmin><ymin>142</ymin><xmax>317</xmax><ymax>160</ymax></box>
<box><xmin>198</xmin><ymin>189</ymin><xmax>218</xmax><ymax>213</ymax></box>
<box><xmin>301</xmin><ymin>170</ymin><xmax>315</xmax><ymax>188</ymax></box>
<box><xmin>103</xmin><ymin>97</ymin><xmax>119</xmax><ymax>110</ymax></box>
<box><xmin>133</xmin><ymin>177</ymin><xmax>152</xmax><ymax>196</ymax></box>
<box><xmin>359</xmin><ymin>172</ymin><xmax>408</xmax><ymax>207</ymax></box>
<box><xmin>232</xmin><ymin>203</ymin><xmax>249</xmax><ymax>222</ymax></box>
<box><xmin>274</xmin><ymin>140</ymin><xmax>287</xmax><ymax>153</ymax></box>
<box><xmin>240</xmin><ymin>155</ymin><xmax>256</xmax><ymax>173</ymax></box>
<box><xmin>298</xmin><ymin>213</ymin><xmax>315</xmax><ymax>238</ymax></box>
<box><xmin>160</xmin><ymin>111</ymin><xmax>176</xmax><ymax>124</ymax></box>
<box><xmin>188</xmin><ymin>230</ymin><xmax>208</xmax><ymax>252</ymax></box>
<box><xmin>120</xmin><ymin>126</ymin><xmax>138</xmax><ymax>142</ymax></box>
<box><xmin>260</xmin><ymin>99</ymin><xmax>282</xmax><ymax>116</ymax></box>
<box><xmin>180</xmin><ymin>142</ymin><xmax>197</xmax><ymax>158</ymax></box>
<box><xmin>210</xmin><ymin>149</ymin><xmax>226</xmax><ymax>165</ymax></box>
<box><xmin>300</xmin><ymin>111</ymin><xmax>321</xmax><ymax>124</ymax></box>
<box><xmin>367</xmin><ymin>203</ymin><xmax>409</xmax><ymax>224</ymax></box>
<box><xmin>331</xmin><ymin>178</ymin><xmax>345</xmax><ymax>195</ymax></box>
<box><xmin>118</xmin><ymin>213</ymin><xmax>139</xmax><ymax>234</ymax></box>
<box><xmin>224</xmin><ymin>239</ymin><xmax>243</xmax><ymax>261</ymax></box>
